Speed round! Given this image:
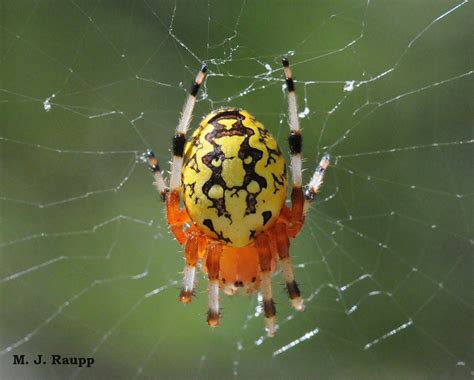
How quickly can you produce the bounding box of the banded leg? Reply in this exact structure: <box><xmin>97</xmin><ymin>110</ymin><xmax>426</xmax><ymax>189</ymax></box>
<box><xmin>273</xmin><ymin>223</ymin><xmax>304</xmax><ymax>311</ymax></box>
<box><xmin>282</xmin><ymin>57</ymin><xmax>305</xmax><ymax>236</ymax></box>
<box><xmin>169</xmin><ymin>64</ymin><xmax>208</xmax><ymax>192</ymax></box>
<box><xmin>145</xmin><ymin>149</ymin><xmax>168</xmax><ymax>201</ymax></box>
<box><xmin>206</xmin><ymin>241</ymin><xmax>222</xmax><ymax>326</ymax></box>
<box><xmin>303</xmin><ymin>153</ymin><xmax>330</xmax><ymax>214</ymax></box>
<box><xmin>179</xmin><ymin>234</ymin><xmax>200</xmax><ymax>303</ymax></box>
<box><xmin>255</xmin><ymin>233</ymin><xmax>277</xmax><ymax>337</ymax></box>
<box><xmin>146</xmin><ymin>149</ymin><xmax>190</xmax><ymax>243</ymax></box>
<box><xmin>165</xmin><ymin>64</ymin><xmax>207</xmax><ymax>243</ymax></box>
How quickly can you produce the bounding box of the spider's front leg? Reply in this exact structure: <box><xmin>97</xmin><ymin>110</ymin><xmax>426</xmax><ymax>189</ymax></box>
<box><xmin>148</xmin><ymin>64</ymin><xmax>208</xmax><ymax>302</ymax></box>
<box><xmin>281</xmin><ymin>57</ymin><xmax>330</xmax><ymax>230</ymax></box>
<box><xmin>280</xmin><ymin>58</ymin><xmax>330</xmax><ymax>313</ymax></box>
<box><xmin>281</xmin><ymin>57</ymin><xmax>305</xmax><ymax>237</ymax></box>
<box><xmin>166</xmin><ymin>63</ymin><xmax>207</xmax><ymax>243</ymax></box>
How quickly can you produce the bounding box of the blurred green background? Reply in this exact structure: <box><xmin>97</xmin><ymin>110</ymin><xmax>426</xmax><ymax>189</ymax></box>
<box><xmin>1</xmin><ymin>1</ymin><xmax>472</xmax><ymax>379</ymax></box>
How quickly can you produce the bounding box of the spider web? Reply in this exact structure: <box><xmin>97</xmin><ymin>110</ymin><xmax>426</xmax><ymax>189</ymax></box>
<box><xmin>1</xmin><ymin>0</ymin><xmax>472</xmax><ymax>379</ymax></box>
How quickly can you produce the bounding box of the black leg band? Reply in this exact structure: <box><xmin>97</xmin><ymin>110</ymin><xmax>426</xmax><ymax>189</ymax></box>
<box><xmin>285</xmin><ymin>78</ymin><xmax>295</xmax><ymax>92</ymax></box>
<box><xmin>172</xmin><ymin>133</ymin><xmax>186</xmax><ymax>157</ymax></box>
<box><xmin>286</xmin><ymin>280</ymin><xmax>301</xmax><ymax>299</ymax></box>
<box><xmin>263</xmin><ymin>299</ymin><xmax>276</xmax><ymax>318</ymax></box>
<box><xmin>190</xmin><ymin>82</ymin><xmax>200</xmax><ymax>97</ymax></box>
<box><xmin>288</xmin><ymin>131</ymin><xmax>302</xmax><ymax>155</ymax></box>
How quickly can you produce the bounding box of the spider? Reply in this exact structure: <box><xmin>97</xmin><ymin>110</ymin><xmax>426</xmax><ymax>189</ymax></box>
<box><xmin>146</xmin><ymin>58</ymin><xmax>329</xmax><ymax>336</ymax></box>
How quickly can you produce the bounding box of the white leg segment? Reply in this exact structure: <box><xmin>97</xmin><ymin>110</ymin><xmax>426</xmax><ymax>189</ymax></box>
<box><xmin>303</xmin><ymin>153</ymin><xmax>330</xmax><ymax>214</ymax></box>
<box><xmin>176</xmin><ymin>69</ymin><xmax>206</xmax><ymax>134</ymax></box>
<box><xmin>261</xmin><ymin>272</ymin><xmax>276</xmax><ymax>337</ymax></box>
<box><xmin>290</xmin><ymin>154</ymin><xmax>302</xmax><ymax>187</ymax></box>
<box><xmin>182</xmin><ymin>265</ymin><xmax>195</xmax><ymax>293</ymax></box>
<box><xmin>282</xmin><ymin>58</ymin><xmax>303</xmax><ymax>189</ymax></box>
<box><xmin>287</xmin><ymin>92</ymin><xmax>300</xmax><ymax>133</ymax></box>
<box><xmin>169</xmin><ymin>156</ymin><xmax>183</xmax><ymax>191</ymax></box>
<box><xmin>207</xmin><ymin>280</ymin><xmax>220</xmax><ymax>326</ymax></box>
<box><xmin>152</xmin><ymin>172</ymin><xmax>167</xmax><ymax>195</ymax></box>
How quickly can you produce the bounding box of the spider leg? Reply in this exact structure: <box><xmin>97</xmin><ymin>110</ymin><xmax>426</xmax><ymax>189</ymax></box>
<box><xmin>282</xmin><ymin>57</ymin><xmax>302</xmax><ymax>189</ymax></box>
<box><xmin>146</xmin><ymin>62</ymin><xmax>206</xmax><ymax>202</ymax></box>
<box><xmin>273</xmin><ymin>223</ymin><xmax>304</xmax><ymax>311</ymax></box>
<box><xmin>303</xmin><ymin>154</ymin><xmax>330</xmax><ymax>214</ymax></box>
<box><xmin>146</xmin><ymin>149</ymin><xmax>190</xmax><ymax>243</ymax></box>
<box><xmin>205</xmin><ymin>241</ymin><xmax>223</xmax><ymax>327</ymax></box>
<box><xmin>179</xmin><ymin>234</ymin><xmax>200</xmax><ymax>303</ymax></box>
<box><xmin>282</xmin><ymin>57</ymin><xmax>305</xmax><ymax>236</ymax></box>
<box><xmin>169</xmin><ymin>64</ymin><xmax>207</xmax><ymax>192</ymax></box>
<box><xmin>166</xmin><ymin>190</ymin><xmax>190</xmax><ymax>245</ymax></box>
<box><xmin>255</xmin><ymin>233</ymin><xmax>277</xmax><ymax>337</ymax></box>
<box><xmin>159</xmin><ymin>64</ymin><xmax>207</xmax><ymax>243</ymax></box>
<box><xmin>145</xmin><ymin>149</ymin><xmax>168</xmax><ymax>201</ymax></box>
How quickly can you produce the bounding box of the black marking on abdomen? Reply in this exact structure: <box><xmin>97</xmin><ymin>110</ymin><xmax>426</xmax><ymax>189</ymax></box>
<box><xmin>245</xmin><ymin>193</ymin><xmax>257</xmax><ymax>215</ymax></box>
<box><xmin>207</xmin><ymin>109</ymin><xmax>243</xmax><ymax>124</ymax></box>
<box><xmin>272</xmin><ymin>173</ymin><xmax>285</xmax><ymax>194</ymax></box>
<box><xmin>201</xmin><ymin>112</ymin><xmax>268</xmax><ymax>219</ymax></box>
<box><xmin>202</xmin><ymin>218</ymin><xmax>231</xmax><ymax>244</ymax></box>
<box><xmin>183</xmin><ymin>182</ymin><xmax>196</xmax><ymax>198</ymax></box>
<box><xmin>262</xmin><ymin>211</ymin><xmax>272</xmax><ymax>225</ymax></box>
<box><xmin>260</xmin><ymin>128</ymin><xmax>283</xmax><ymax>167</ymax></box>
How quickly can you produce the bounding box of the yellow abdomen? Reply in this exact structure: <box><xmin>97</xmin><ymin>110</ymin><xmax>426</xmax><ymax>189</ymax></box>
<box><xmin>181</xmin><ymin>109</ymin><xmax>288</xmax><ymax>247</ymax></box>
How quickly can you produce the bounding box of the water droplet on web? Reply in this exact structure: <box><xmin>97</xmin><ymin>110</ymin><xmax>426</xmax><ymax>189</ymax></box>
<box><xmin>43</xmin><ymin>94</ymin><xmax>55</xmax><ymax>112</ymax></box>
<box><xmin>344</xmin><ymin>80</ymin><xmax>356</xmax><ymax>92</ymax></box>
<box><xmin>298</xmin><ymin>107</ymin><xmax>310</xmax><ymax>118</ymax></box>
<box><xmin>43</xmin><ymin>100</ymin><xmax>51</xmax><ymax>112</ymax></box>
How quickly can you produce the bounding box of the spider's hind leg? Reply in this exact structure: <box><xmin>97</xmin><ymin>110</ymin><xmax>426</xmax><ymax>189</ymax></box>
<box><xmin>273</xmin><ymin>223</ymin><xmax>304</xmax><ymax>311</ymax></box>
<box><xmin>205</xmin><ymin>241</ymin><xmax>223</xmax><ymax>326</ymax></box>
<box><xmin>179</xmin><ymin>234</ymin><xmax>201</xmax><ymax>303</ymax></box>
<box><xmin>256</xmin><ymin>233</ymin><xmax>277</xmax><ymax>337</ymax></box>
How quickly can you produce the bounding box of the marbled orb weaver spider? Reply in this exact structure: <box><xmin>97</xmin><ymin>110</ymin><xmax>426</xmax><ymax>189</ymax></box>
<box><xmin>146</xmin><ymin>58</ymin><xmax>329</xmax><ymax>336</ymax></box>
